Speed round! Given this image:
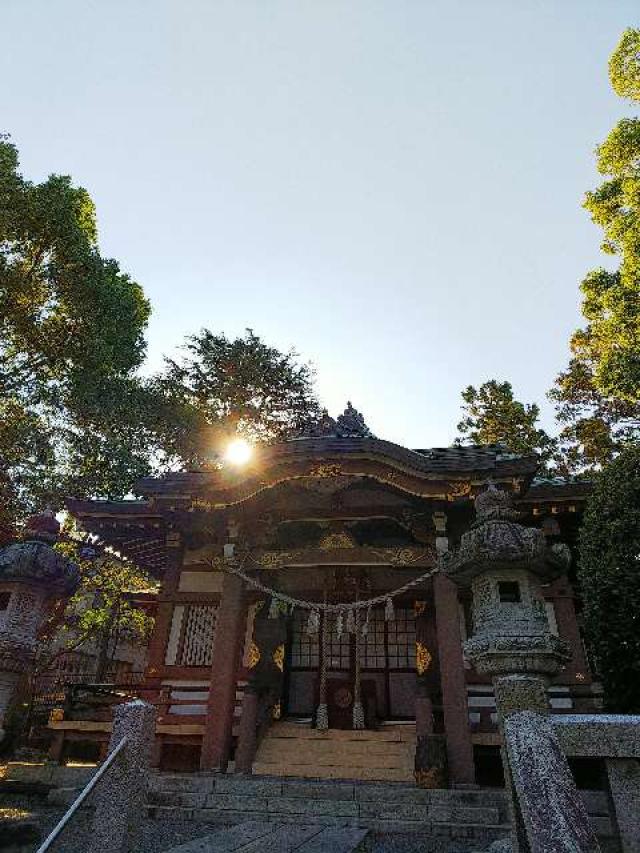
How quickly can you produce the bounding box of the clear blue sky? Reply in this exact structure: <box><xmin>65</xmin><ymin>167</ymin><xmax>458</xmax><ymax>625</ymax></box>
<box><xmin>3</xmin><ymin>1</ymin><xmax>636</xmax><ymax>447</ymax></box>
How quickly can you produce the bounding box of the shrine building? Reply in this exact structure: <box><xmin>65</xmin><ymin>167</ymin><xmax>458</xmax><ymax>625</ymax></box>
<box><xmin>66</xmin><ymin>405</ymin><xmax>597</xmax><ymax>785</ymax></box>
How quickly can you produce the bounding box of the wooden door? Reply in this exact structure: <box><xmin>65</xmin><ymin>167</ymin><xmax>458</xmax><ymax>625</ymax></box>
<box><xmin>285</xmin><ymin>604</ymin><xmax>417</xmax><ymax>722</ymax></box>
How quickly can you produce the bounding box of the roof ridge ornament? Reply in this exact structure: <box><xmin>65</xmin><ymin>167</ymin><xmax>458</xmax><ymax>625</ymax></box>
<box><xmin>336</xmin><ymin>401</ymin><xmax>372</xmax><ymax>438</ymax></box>
<box><xmin>299</xmin><ymin>402</ymin><xmax>373</xmax><ymax>439</ymax></box>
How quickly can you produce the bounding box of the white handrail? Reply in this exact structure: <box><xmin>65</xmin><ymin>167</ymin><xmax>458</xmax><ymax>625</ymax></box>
<box><xmin>36</xmin><ymin>735</ymin><xmax>129</xmax><ymax>852</ymax></box>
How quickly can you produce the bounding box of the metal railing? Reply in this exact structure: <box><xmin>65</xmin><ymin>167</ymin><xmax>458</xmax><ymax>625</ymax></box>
<box><xmin>35</xmin><ymin>735</ymin><xmax>129</xmax><ymax>853</ymax></box>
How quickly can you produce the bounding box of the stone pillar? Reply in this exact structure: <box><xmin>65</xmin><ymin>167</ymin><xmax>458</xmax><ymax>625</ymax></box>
<box><xmin>433</xmin><ymin>573</ymin><xmax>475</xmax><ymax>785</ymax></box>
<box><xmin>504</xmin><ymin>710</ymin><xmax>602</xmax><ymax>853</ymax></box>
<box><xmin>234</xmin><ymin>688</ymin><xmax>259</xmax><ymax>774</ymax></box>
<box><xmin>0</xmin><ymin>587</ymin><xmax>46</xmax><ymax>739</ymax></box>
<box><xmin>606</xmin><ymin>758</ymin><xmax>640</xmax><ymax>853</ymax></box>
<box><xmin>91</xmin><ymin>699</ymin><xmax>156</xmax><ymax>853</ymax></box>
<box><xmin>200</xmin><ymin>571</ymin><xmax>246</xmax><ymax>771</ymax></box>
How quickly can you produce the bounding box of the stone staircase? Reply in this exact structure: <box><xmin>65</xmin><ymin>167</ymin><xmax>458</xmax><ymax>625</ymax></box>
<box><xmin>2</xmin><ymin>761</ymin><xmax>619</xmax><ymax>851</ymax></box>
<box><xmin>252</xmin><ymin>721</ymin><xmax>416</xmax><ymax>782</ymax></box>
<box><xmin>147</xmin><ymin>774</ymin><xmax>510</xmax><ymax>846</ymax></box>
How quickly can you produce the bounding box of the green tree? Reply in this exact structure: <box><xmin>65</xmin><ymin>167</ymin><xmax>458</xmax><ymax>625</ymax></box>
<box><xmin>1</xmin><ymin>139</ymin><xmax>322</xmax><ymax>518</ymax></box>
<box><xmin>578</xmin><ymin>444</ymin><xmax>640</xmax><ymax>712</ymax></box>
<box><xmin>549</xmin><ymin>352</ymin><xmax>639</xmax><ymax>476</ymax></box>
<box><xmin>609</xmin><ymin>28</ymin><xmax>640</xmax><ymax>101</ymax></box>
<box><xmin>456</xmin><ymin>380</ymin><xmax>556</xmax><ymax>465</ymax></box>
<box><xmin>0</xmin><ymin>137</ymin><xmax>152</xmax><ymax>520</ymax></box>
<box><xmin>551</xmin><ymin>29</ymin><xmax>640</xmax><ymax>463</ymax></box>
<box><xmin>154</xmin><ymin>328</ymin><xmax>321</xmax><ymax>465</ymax></box>
<box><xmin>551</xmin><ymin>29</ymin><xmax>640</xmax><ymax>473</ymax></box>
<box><xmin>41</xmin><ymin>541</ymin><xmax>156</xmax><ymax>682</ymax></box>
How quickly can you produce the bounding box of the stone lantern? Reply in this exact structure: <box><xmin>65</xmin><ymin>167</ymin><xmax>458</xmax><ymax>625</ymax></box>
<box><xmin>444</xmin><ymin>485</ymin><xmax>599</xmax><ymax>853</ymax></box>
<box><xmin>444</xmin><ymin>484</ymin><xmax>571</xmax><ymax>718</ymax></box>
<box><xmin>0</xmin><ymin>511</ymin><xmax>78</xmax><ymax>741</ymax></box>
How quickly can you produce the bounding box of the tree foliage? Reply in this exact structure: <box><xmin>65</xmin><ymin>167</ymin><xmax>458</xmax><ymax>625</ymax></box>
<box><xmin>578</xmin><ymin>444</ymin><xmax>640</xmax><ymax>712</ymax></box>
<box><xmin>609</xmin><ymin>28</ymin><xmax>640</xmax><ymax>105</ymax></box>
<box><xmin>549</xmin><ymin>350</ymin><xmax>639</xmax><ymax>476</ymax></box>
<box><xmin>0</xmin><ymin>140</ymin><xmax>322</xmax><ymax>527</ymax></box>
<box><xmin>551</xmin><ymin>29</ymin><xmax>640</xmax><ymax>472</ymax></box>
<box><xmin>456</xmin><ymin>380</ymin><xmax>555</xmax><ymax>465</ymax></box>
<box><xmin>154</xmin><ymin>328</ymin><xmax>321</xmax><ymax>465</ymax></box>
<box><xmin>41</xmin><ymin>541</ymin><xmax>156</xmax><ymax>681</ymax></box>
<box><xmin>0</xmin><ymin>137</ymin><xmax>152</xmax><ymax>519</ymax></box>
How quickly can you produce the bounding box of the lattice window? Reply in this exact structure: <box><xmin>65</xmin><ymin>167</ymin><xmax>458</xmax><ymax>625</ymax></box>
<box><xmin>387</xmin><ymin>606</ymin><xmax>416</xmax><ymax>669</ymax></box>
<box><xmin>359</xmin><ymin>607</ymin><xmax>386</xmax><ymax>668</ymax></box>
<box><xmin>180</xmin><ymin>604</ymin><xmax>218</xmax><ymax>667</ymax></box>
<box><xmin>290</xmin><ymin>608</ymin><xmax>319</xmax><ymax>668</ymax></box>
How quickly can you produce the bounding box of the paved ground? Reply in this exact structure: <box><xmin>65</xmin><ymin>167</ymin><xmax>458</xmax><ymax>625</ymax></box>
<box><xmin>0</xmin><ymin>793</ymin><xmax>485</xmax><ymax>852</ymax></box>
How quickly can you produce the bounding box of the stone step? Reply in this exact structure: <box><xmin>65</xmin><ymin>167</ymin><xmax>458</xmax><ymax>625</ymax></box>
<box><xmin>257</xmin><ymin>738</ymin><xmax>415</xmax><ymax>759</ymax></box>
<box><xmin>265</xmin><ymin>723</ymin><xmax>415</xmax><ymax>743</ymax></box>
<box><xmin>166</xmin><ymin>820</ymin><xmax>275</xmax><ymax>852</ymax></box>
<box><xmin>256</xmin><ymin>751</ymin><xmax>414</xmax><ymax>771</ymax></box>
<box><xmin>148</xmin><ymin>805</ymin><xmax>510</xmax><ymax>843</ymax></box>
<box><xmin>254</xmin><ymin>723</ymin><xmax>416</xmax><ymax>782</ymax></box>
<box><xmin>251</xmin><ymin>763</ymin><xmax>416</xmax><ymax>782</ymax></box>
<box><xmin>151</xmin><ymin>774</ymin><xmax>508</xmax><ymax>809</ymax></box>
<box><xmin>164</xmin><ymin>821</ymin><xmax>369</xmax><ymax>853</ymax></box>
<box><xmin>148</xmin><ymin>791</ymin><xmax>502</xmax><ymax>826</ymax></box>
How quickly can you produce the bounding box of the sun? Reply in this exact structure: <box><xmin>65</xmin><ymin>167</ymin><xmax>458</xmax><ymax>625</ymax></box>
<box><xmin>224</xmin><ymin>437</ymin><xmax>253</xmax><ymax>466</ymax></box>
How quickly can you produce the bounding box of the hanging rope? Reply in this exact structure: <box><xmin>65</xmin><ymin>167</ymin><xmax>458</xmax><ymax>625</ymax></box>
<box><xmin>306</xmin><ymin>608</ymin><xmax>320</xmax><ymax>635</ymax></box>
<box><xmin>316</xmin><ymin>610</ymin><xmax>329</xmax><ymax>731</ymax></box>
<box><xmin>352</xmin><ymin>604</ymin><xmax>365</xmax><ymax>730</ymax></box>
<box><xmin>218</xmin><ymin>554</ymin><xmax>441</xmax><ymax>616</ymax></box>
<box><xmin>385</xmin><ymin>596</ymin><xmax>395</xmax><ymax>621</ymax></box>
<box><xmin>346</xmin><ymin>608</ymin><xmax>355</xmax><ymax>634</ymax></box>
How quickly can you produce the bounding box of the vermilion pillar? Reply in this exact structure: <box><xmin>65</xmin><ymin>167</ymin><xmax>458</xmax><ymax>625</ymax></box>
<box><xmin>234</xmin><ymin>689</ymin><xmax>259</xmax><ymax>773</ymax></box>
<box><xmin>200</xmin><ymin>572</ymin><xmax>246</xmax><ymax>771</ymax></box>
<box><xmin>550</xmin><ymin>581</ymin><xmax>589</xmax><ymax>679</ymax></box>
<box><xmin>145</xmin><ymin>535</ymin><xmax>183</xmax><ymax>679</ymax></box>
<box><xmin>433</xmin><ymin>572</ymin><xmax>476</xmax><ymax>785</ymax></box>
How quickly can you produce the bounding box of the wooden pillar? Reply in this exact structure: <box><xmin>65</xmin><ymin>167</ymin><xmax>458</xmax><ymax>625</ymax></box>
<box><xmin>234</xmin><ymin>689</ymin><xmax>259</xmax><ymax>774</ymax></box>
<box><xmin>433</xmin><ymin>572</ymin><xmax>476</xmax><ymax>785</ymax></box>
<box><xmin>145</xmin><ymin>536</ymin><xmax>183</xmax><ymax>679</ymax></box>
<box><xmin>550</xmin><ymin>581</ymin><xmax>589</xmax><ymax>679</ymax></box>
<box><xmin>415</xmin><ymin>604</ymin><xmax>434</xmax><ymax>739</ymax></box>
<box><xmin>48</xmin><ymin>730</ymin><xmax>65</xmax><ymax>764</ymax></box>
<box><xmin>200</xmin><ymin>571</ymin><xmax>246</xmax><ymax>771</ymax></box>
<box><xmin>145</xmin><ymin>602</ymin><xmax>173</xmax><ymax>676</ymax></box>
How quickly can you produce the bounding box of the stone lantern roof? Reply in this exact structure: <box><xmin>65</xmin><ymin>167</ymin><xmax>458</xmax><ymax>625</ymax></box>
<box><xmin>444</xmin><ymin>484</ymin><xmax>571</xmax><ymax>585</ymax></box>
<box><xmin>0</xmin><ymin>541</ymin><xmax>78</xmax><ymax>593</ymax></box>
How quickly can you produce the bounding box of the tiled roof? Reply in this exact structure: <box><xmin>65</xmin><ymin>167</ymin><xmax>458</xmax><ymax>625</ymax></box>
<box><xmin>135</xmin><ymin>438</ymin><xmax>539</xmax><ymax>495</ymax></box>
<box><xmin>520</xmin><ymin>480</ymin><xmax>592</xmax><ymax>502</ymax></box>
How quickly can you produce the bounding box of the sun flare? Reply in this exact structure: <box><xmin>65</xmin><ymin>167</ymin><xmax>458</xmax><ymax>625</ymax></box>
<box><xmin>224</xmin><ymin>437</ymin><xmax>252</xmax><ymax>466</ymax></box>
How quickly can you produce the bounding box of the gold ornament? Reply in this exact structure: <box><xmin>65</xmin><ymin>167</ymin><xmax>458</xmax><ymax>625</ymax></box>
<box><xmin>318</xmin><ymin>531</ymin><xmax>356</xmax><ymax>550</ymax></box>
<box><xmin>310</xmin><ymin>463</ymin><xmax>343</xmax><ymax>478</ymax></box>
<box><xmin>388</xmin><ymin>548</ymin><xmax>420</xmax><ymax>566</ymax></box>
<box><xmin>272</xmin><ymin>701</ymin><xmax>282</xmax><ymax>720</ymax></box>
<box><xmin>415</xmin><ymin>766</ymin><xmax>446</xmax><ymax>789</ymax></box>
<box><xmin>247</xmin><ymin>641</ymin><xmax>261</xmax><ymax>669</ymax></box>
<box><xmin>256</xmin><ymin>551</ymin><xmax>293</xmax><ymax>569</ymax></box>
<box><xmin>416</xmin><ymin>641</ymin><xmax>432</xmax><ymax>675</ymax></box>
<box><xmin>447</xmin><ymin>481</ymin><xmax>472</xmax><ymax>501</ymax></box>
<box><xmin>272</xmin><ymin>644</ymin><xmax>285</xmax><ymax>672</ymax></box>
<box><xmin>414</xmin><ymin>600</ymin><xmax>427</xmax><ymax>616</ymax></box>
